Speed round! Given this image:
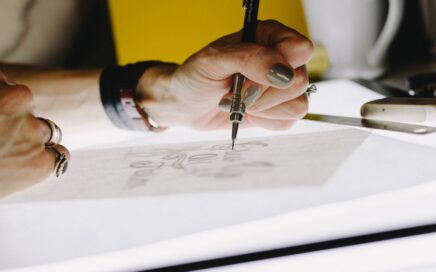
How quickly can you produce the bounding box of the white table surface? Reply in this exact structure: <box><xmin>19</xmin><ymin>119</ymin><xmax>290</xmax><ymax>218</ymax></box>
<box><xmin>1</xmin><ymin>79</ymin><xmax>436</xmax><ymax>272</ymax></box>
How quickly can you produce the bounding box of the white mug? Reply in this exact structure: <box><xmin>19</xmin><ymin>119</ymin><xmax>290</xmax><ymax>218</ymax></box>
<box><xmin>303</xmin><ymin>0</ymin><xmax>404</xmax><ymax>79</ymax></box>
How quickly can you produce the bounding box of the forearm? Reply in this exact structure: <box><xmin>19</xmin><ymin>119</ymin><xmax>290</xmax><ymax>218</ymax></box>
<box><xmin>0</xmin><ymin>63</ymin><xmax>102</xmax><ymax>95</ymax></box>
<box><xmin>0</xmin><ymin>63</ymin><xmax>117</xmax><ymax>135</ymax></box>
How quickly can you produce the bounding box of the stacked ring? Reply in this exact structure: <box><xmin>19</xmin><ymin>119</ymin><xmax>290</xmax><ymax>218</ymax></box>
<box><xmin>37</xmin><ymin>117</ymin><xmax>63</xmax><ymax>146</ymax></box>
<box><xmin>37</xmin><ymin>117</ymin><xmax>68</xmax><ymax>178</ymax></box>
<box><xmin>306</xmin><ymin>84</ymin><xmax>317</xmax><ymax>95</ymax></box>
<box><xmin>51</xmin><ymin>147</ymin><xmax>69</xmax><ymax>178</ymax></box>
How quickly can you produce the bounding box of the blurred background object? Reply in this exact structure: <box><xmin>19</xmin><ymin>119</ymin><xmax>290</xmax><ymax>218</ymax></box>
<box><xmin>4</xmin><ymin>0</ymin><xmax>435</xmax><ymax>82</ymax></box>
<box><xmin>0</xmin><ymin>0</ymin><xmax>116</xmax><ymax>68</ymax></box>
<box><xmin>109</xmin><ymin>0</ymin><xmax>330</xmax><ymax>77</ymax></box>
<box><xmin>109</xmin><ymin>0</ymin><xmax>306</xmax><ymax>62</ymax></box>
<box><xmin>421</xmin><ymin>0</ymin><xmax>436</xmax><ymax>59</ymax></box>
<box><xmin>303</xmin><ymin>0</ymin><xmax>404</xmax><ymax>80</ymax></box>
<box><xmin>0</xmin><ymin>0</ymin><xmax>83</xmax><ymax>66</ymax></box>
<box><xmin>0</xmin><ymin>0</ymin><xmax>327</xmax><ymax>76</ymax></box>
<box><xmin>376</xmin><ymin>1</ymin><xmax>432</xmax><ymax>91</ymax></box>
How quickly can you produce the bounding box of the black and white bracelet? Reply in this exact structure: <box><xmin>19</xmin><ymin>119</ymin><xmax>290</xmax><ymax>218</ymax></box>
<box><xmin>99</xmin><ymin>61</ymin><xmax>165</xmax><ymax>132</ymax></box>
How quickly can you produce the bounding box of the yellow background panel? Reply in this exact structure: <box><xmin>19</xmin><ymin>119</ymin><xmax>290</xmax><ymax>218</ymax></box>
<box><xmin>108</xmin><ymin>0</ymin><xmax>308</xmax><ymax>65</ymax></box>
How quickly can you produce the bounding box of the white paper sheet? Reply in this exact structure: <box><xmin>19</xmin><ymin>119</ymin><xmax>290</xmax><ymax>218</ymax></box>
<box><xmin>5</xmin><ymin>129</ymin><xmax>367</xmax><ymax>201</ymax></box>
<box><xmin>6</xmin><ymin>126</ymin><xmax>436</xmax><ymax>202</ymax></box>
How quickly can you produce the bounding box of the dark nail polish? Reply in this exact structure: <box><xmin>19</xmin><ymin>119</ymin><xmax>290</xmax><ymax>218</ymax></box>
<box><xmin>243</xmin><ymin>86</ymin><xmax>260</xmax><ymax>107</ymax></box>
<box><xmin>267</xmin><ymin>63</ymin><xmax>294</xmax><ymax>88</ymax></box>
<box><xmin>218</xmin><ymin>97</ymin><xmax>232</xmax><ymax>112</ymax></box>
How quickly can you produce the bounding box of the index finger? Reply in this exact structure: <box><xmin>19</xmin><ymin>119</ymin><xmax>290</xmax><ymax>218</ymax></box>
<box><xmin>0</xmin><ymin>84</ymin><xmax>34</xmax><ymax>115</ymax></box>
<box><xmin>217</xmin><ymin>20</ymin><xmax>314</xmax><ymax>69</ymax></box>
<box><xmin>256</xmin><ymin>20</ymin><xmax>314</xmax><ymax>68</ymax></box>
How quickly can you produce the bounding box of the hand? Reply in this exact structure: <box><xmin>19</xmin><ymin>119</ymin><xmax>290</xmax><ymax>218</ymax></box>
<box><xmin>0</xmin><ymin>72</ymin><xmax>70</xmax><ymax>198</ymax></box>
<box><xmin>138</xmin><ymin>20</ymin><xmax>314</xmax><ymax>130</ymax></box>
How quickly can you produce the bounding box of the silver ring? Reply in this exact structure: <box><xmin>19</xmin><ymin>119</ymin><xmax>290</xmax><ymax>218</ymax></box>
<box><xmin>306</xmin><ymin>84</ymin><xmax>317</xmax><ymax>95</ymax></box>
<box><xmin>37</xmin><ymin>117</ymin><xmax>63</xmax><ymax>147</ymax></box>
<box><xmin>50</xmin><ymin>147</ymin><xmax>69</xmax><ymax>178</ymax></box>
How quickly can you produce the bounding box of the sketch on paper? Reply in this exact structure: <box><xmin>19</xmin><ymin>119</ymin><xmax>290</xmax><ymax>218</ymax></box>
<box><xmin>123</xmin><ymin>141</ymin><xmax>273</xmax><ymax>190</ymax></box>
<box><xmin>5</xmin><ymin>129</ymin><xmax>372</xmax><ymax>201</ymax></box>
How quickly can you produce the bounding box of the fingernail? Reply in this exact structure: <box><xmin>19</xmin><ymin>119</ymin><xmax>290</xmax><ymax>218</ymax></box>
<box><xmin>267</xmin><ymin>63</ymin><xmax>294</xmax><ymax>88</ymax></box>
<box><xmin>218</xmin><ymin>97</ymin><xmax>232</xmax><ymax>112</ymax></box>
<box><xmin>243</xmin><ymin>86</ymin><xmax>260</xmax><ymax>107</ymax></box>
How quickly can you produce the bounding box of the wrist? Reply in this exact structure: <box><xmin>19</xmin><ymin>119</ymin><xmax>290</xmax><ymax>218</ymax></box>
<box><xmin>99</xmin><ymin>61</ymin><xmax>172</xmax><ymax>131</ymax></box>
<box><xmin>136</xmin><ymin>63</ymin><xmax>178</xmax><ymax>104</ymax></box>
<box><xmin>135</xmin><ymin>63</ymin><xmax>179</xmax><ymax>127</ymax></box>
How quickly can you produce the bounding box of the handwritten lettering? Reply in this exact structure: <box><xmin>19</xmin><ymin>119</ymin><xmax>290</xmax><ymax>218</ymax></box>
<box><xmin>123</xmin><ymin>141</ymin><xmax>274</xmax><ymax>190</ymax></box>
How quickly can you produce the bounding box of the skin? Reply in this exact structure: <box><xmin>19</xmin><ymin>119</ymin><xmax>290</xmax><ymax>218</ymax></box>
<box><xmin>0</xmin><ymin>20</ymin><xmax>313</xmax><ymax>197</ymax></box>
<box><xmin>0</xmin><ymin>72</ymin><xmax>70</xmax><ymax>197</ymax></box>
<box><xmin>139</xmin><ymin>20</ymin><xmax>313</xmax><ymax>130</ymax></box>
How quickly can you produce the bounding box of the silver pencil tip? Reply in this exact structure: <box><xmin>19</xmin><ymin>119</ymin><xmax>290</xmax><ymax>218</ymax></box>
<box><xmin>231</xmin><ymin>122</ymin><xmax>239</xmax><ymax>150</ymax></box>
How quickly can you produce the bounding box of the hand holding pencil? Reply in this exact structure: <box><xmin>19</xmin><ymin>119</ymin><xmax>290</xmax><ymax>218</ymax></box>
<box><xmin>139</xmin><ymin>20</ymin><xmax>313</xmax><ymax>132</ymax></box>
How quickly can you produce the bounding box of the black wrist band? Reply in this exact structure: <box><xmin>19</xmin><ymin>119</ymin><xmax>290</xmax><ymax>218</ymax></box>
<box><xmin>99</xmin><ymin>61</ymin><xmax>164</xmax><ymax>131</ymax></box>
